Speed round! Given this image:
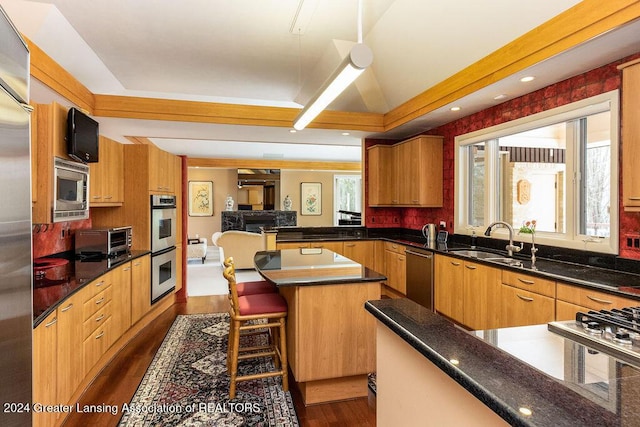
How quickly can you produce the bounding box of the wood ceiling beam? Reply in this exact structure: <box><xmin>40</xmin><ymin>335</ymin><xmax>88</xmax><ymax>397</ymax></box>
<box><xmin>187</xmin><ymin>157</ymin><xmax>360</xmax><ymax>171</ymax></box>
<box><xmin>383</xmin><ymin>0</ymin><xmax>640</xmax><ymax>130</ymax></box>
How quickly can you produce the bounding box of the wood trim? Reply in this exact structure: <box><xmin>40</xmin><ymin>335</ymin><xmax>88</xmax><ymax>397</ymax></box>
<box><xmin>187</xmin><ymin>157</ymin><xmax>361</xmax><ymax>171</ymax></box>
<box><xmin>125</xmin><ymin>136</ymin><xmax>153</xmax><ymax>144</ymax></box>
<box><xmin>618</xmin><ymin>57</ymin><xmax>640</xmax><ymax>69</ymax></box>
<box><xmin>24</xmin><ymin>36</ymin><xmax>95</xmax><ymax>112</ymax></box>
<box><xmin>94</xmin><ymin>94</ymin><xmax>384</xmax><ymax>131</ymax></box>
<box><xmin>383</xmin><ymin>0</ymin><xmax>640</xmax><ymax>130</ymax></box>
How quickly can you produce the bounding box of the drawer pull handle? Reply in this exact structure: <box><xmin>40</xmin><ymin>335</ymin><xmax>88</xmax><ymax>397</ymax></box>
<box><xmin>629</xmin><ymin>196</ymin><xmax>640</xmax><ymax>200</ymax></box>
<box><xmin>517</xmin><ymin>294</ymin><xmax>534</xmax><ymax>302</ymax></box>
<box><xmin>45</xmin><ymin>317</ymin><xmax>57</xmax><ymax>328</ymax></box>
<box><xmin>124</xmin><ymin>267</ymin><xmax>131</xmax><ymax>272</ymax></box>
<box><xmin>450</xmin><ymin>261</ymin><xmax>461</xmax><ymax>266</ymax></box>
<box><xmin>587</xmin><ymin>295</ymin><xmax>613</xmax><ymax>305</ymax></box>
<box><xmin>95</xmin><ymin>297</ymin><xmax>105</xmax><ymax>305</ymax></box>
<box><xmin>95</xmin><ymin>331</ymin><xmax>105</xmax><ymax>339</ymax></box>
<box><xmin>465</xmin><ymin>265</ymin><xmax>477</xmax><ymax>270</ymax></box>
<box><xmin>517</xmin><ymin>278</ymin><xmax>535</xmax><ymax>285</ymax></box>
<box><xmin>96</xmin><ymin>281</ymin><xmax>105</xmax><ymax>287</ymax></box>
<box><xmin>104</xmin><ymin>195</ymin><xmax>113</xmax><ymax>199</ymax></box>
<box><xmin>345</xmin><ymin>243</ymin><xmax>355</xmax><ymax>247</ymax></box>
<box><xmin>134</xmin><ymin>262</ymin><xmax>141</xmax><ymax>266</ymax></box>
<box><xmin>95</xmin><ymin>314</ymin><xmax>105</xmax><ymax>322</ymax></box>
<box><xmin>60</xmin><ymin>303</ymin><xmax>73</xmax><ymax>312</ymax></box>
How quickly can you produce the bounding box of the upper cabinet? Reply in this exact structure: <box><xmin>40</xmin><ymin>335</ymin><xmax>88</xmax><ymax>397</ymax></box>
<box><xmin>148</xmin><ymin>145</ymin><xmax>176</xmax><ymax>193</ymax></box>
<box><xmin>621</xmin><ymin>59</ymin><xmax>640</xmax><ymax>211</ymax></box>
<box><xmin>89</xmin><ymin>136</ymin><xmax>124</xmax><ymax>206</ymax></box>
<box><xmin>367</xmin><ymin>135</ymin><xmax>443</xmax><ymax>207</ymax></box>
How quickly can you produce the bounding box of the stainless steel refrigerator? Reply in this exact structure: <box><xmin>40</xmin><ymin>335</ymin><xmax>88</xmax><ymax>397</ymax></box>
<box><xmin>0</xmin><ymin>5</ymin><xmax>32</xmax><ymax>427</ymax></box>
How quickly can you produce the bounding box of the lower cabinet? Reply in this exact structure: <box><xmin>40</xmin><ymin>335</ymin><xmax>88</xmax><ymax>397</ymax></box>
<box><xmin>33</xmin><ymin>254</ymin><xmax>152</xmax><ymax>427</ymax></box>
<box><xmin>383</xmin><ymin>242</ymin><xmax>406</xmax><ymax>295</ymax></box>
<box><xmin>131</xmin><ymin>255</ymin><xmax>151</xmax><ymax>324</ymax></box>
<box><xmin>556</xmin><ymin>282</ymin><xmax>639</xmax><ymax>321</ymax></box>
<box><xmin>435</xmin><ymin>255</ymin><xmax>464</xmax><ymax>321</ymax></box>
<box><xmin>342</xmin><ymin>240</ymin><xmax>375</xmax><ymax>270</ymax></box>
<box><xmin>500</xmin><ymin>285</ymin><xmax>555</xmax><ymax>328</ymax></box>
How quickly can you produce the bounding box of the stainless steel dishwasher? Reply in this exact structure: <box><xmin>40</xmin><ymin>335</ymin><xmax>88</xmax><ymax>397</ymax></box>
<box><xmin>405</xmin><ymin>247</ymin><xmax>434</xmax><ymax>311</ymax></box>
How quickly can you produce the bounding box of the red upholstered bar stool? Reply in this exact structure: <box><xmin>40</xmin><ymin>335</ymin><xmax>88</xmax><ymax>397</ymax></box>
<box><xmin>223</xmin><ymin>257</ymin><xmax>277</xmax><ymax>296</ymax></box>
<box><xmin>223</xmin><ymin>261</ymin><xmax>288</xmax><ymax>399</ymax></box>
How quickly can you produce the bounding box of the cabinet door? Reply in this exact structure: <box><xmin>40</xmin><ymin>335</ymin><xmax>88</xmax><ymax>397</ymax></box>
<box><xmin>434</xmin><ymin>255</ymin><xmax>464</xmax><ymax>322</ymax></box>
<box><xmin>500</xmin><ymin>285</ymin><xmax>555</xmax><ymax>328</ymax></box>
<box><xmin>396</xmin><ymin>140</ymin><xmax>420</xmax><ymax>205</ymax></box>
<box><xmin>56</xmin><ymin>291</ymin><xmax>85</xmax><ymax>407</ymax></box>
<box><xmin>556</xmin><ymin>300</ymin><xmax>588</xmax><ymax>321</ymax></box>
<box><xmin>131</xmin><ymin>255</ymin><xmax>151</xmax><ymax>324</ymax></box>
<box><xmin>342</xmin><ymin>241</ymin><xmax>375</xmax><ymax>269</ymax></box>
<box><xmin>33</xmin><ymin>312</ymin><xmax>58</xmax><ymax>427</ymax></box>
<box><xmin>462</xmin><ymin>261</ymin><xmax>501</xmax><ymax>330</ymax></box>
<box><xmin>367</xmin><ymin>145</ymin><xmax>397</xmax><ymax>206</ymax></box>
<box><xmin>384</xmin><ymin>250</ymin><xmax>406</xmax><ymax>295</ymax></box>
<box><xmin>83</xmin><ymin>317</ymin><xmax>111</xmax><ymax>375</ymax></box>
<box><xmin>103</xmin><ymin>137</ymin><xmax>124</xmax><ymax>203</ymax></box>
<box><xmin>111</xmin><ymin>262</ymin><xmax>132</xmax><ymax>342</ymax></box>
<box><xmin>622</xmin><ymin>63</ymin><xmax>640</xmax><ymax>210</ymax></box>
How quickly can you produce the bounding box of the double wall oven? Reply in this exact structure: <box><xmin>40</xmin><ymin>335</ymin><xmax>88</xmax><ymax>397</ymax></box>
<box><xmin>150</xmin><ymin>194</ymin><xmax>177</xmax><ymax>303</ymax></box>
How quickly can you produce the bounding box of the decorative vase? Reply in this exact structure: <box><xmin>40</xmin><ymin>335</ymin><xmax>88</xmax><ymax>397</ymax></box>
<box><xmin>225</xmin><ymin>195</ymin><xmax>235</xmax><ymax>211</ymax></box>
<box><xmin>283</xmin><ymin>195</ymin><xmax>292</xmax><ymax>211</ymax></box>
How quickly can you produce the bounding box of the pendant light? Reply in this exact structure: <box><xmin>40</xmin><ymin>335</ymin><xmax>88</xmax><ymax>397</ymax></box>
<box><xmin>293</xmin><ymin>0</ymin><xmax>372</xmax><ymax>130</ymax></box>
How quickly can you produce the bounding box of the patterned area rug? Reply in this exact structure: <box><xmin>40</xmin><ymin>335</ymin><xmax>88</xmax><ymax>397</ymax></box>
<box><xmin>119</xmin><ymin>313</ymin><xmax>299</xmax><ymax>426</ymax></box>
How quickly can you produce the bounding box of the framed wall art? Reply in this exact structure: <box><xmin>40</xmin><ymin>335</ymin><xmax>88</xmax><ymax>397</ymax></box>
<box><xmin>300</xmin><ymin>182</ymin><xmax>321</xmax><ymax>215</ymax></box>
<box><xmin>188</xmin><ymin>181</ymin><xmax>213</xmax><ymax>216</ymax></box>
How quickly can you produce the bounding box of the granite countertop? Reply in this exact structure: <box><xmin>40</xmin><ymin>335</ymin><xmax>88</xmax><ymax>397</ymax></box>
<box><xmin>33</xmin><ymin>250</ymin><xmax>150</xmax><ymax>327</ymax></box>
<box><xmin>253</xmin><ymin>248</ymin><xmax>386</xmax><ymax>287</ymax></box>
<box><xmin>274</xmin><ymin>227</ymin><xmax>640</xmax><ymax>300</ymax></box>
<box><xmin>365</xmin><ymin>298</ymin><xmax>640</xmax><ymax>426</ymax></box>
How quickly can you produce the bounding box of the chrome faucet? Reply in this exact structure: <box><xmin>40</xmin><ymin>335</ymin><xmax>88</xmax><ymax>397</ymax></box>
<box><xmin>484</xmin><ymin>221</ymin><xmax>523</xmax><ymax>257</ymax></box>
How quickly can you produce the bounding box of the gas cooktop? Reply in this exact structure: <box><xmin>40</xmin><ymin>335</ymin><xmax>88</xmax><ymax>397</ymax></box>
<box><xmin>548</xmin><ymin>307</ymin><xmax>640</xmax><ymax>367</ymax></box>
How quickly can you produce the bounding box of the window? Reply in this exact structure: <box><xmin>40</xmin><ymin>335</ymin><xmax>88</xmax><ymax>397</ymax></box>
<box><xmin>455</xmin><ymin>91</ymin><xmax>619</xmax><ymax>254</ymax></box>
<box><xmin>334</xmin><ymin>175</ymin><xmax>362</xmax><ymax>226</ymax></box>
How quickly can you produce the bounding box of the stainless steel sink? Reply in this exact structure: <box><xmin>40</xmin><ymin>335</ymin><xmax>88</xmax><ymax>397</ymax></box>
<box><xmin>450</xmin><ymin>249</ymin><xmax>523</xmax><ymax>267</ymax></box>
<box><xmin>450</xmin><ymin>249</ymin><xmax>503</xmax><ymax>259</ymax></box>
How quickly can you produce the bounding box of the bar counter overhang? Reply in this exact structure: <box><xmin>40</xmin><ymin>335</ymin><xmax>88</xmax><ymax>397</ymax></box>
<box><xmin>254</xmin><ymin>248</ymin><xmax>386</xmax><ymax>405</ymax></box>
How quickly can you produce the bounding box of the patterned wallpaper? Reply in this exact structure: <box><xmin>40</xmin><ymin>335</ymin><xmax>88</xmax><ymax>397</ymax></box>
<box><xmin>365</xmin><ymin>52</ymin><xmax>640</xmax><ymax>259</ymax></box>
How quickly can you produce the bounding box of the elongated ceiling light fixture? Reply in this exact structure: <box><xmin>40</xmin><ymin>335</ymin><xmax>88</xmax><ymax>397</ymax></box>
<box><xmin>293</xmin><ymin>0</ymin><xmax>373</xmax><ymax>130</ymax></box>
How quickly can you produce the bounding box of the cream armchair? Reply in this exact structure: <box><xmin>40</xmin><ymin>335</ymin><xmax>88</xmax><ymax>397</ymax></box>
<box><xmin>212</xmin><ymin>231</ymin><xmax>267</xmax><ymax>269</ymax></box>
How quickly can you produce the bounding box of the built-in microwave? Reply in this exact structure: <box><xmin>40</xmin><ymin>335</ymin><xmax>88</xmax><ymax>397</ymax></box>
<box><xmin>53</xmin><ymin>157</ymin><xmax>89</xmax><ymax>222</ymax></box>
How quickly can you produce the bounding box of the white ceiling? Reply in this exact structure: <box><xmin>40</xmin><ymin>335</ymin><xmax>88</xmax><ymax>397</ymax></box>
<box><xmin>4</xmin><ymin>0</ymin><xmax>639</xmax><ymax>163</ymax></box>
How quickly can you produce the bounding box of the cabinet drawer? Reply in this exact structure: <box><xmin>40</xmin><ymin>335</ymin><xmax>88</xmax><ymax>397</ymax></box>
<box><xmin>83</xmin><ymin>302</ymin><xmax>111</xmax><ymax>339</ymax></box>
<box><xmin>500</xmin><ymin>285</ymin><xmax>555</xmax><ymax>328</ymax></box>
<box><xmin>83</xmin><ymin>274</ymin><xmax>112</xmax><ymax>299</ymax></box>
<box><xmin>83</xmin><ymin>286</ymin><xmax>112</xmax><ymax>320</ymax></box>
<box><xmin>502</xmin><ymin>271</ymin><xmax>555</xmax><ymax>298</ymax></box>
<box><xmin>83</xmin><ymin>317</ymin><xmax>111</xmax><ymax>374</ymax></box>
<box><xmin>556</xmin><ymin>283</ymin><xmax>636</xmax><ymax>310</ymax></box>
<box><xmin>384</xmin><ymin>241</ymin><xmax>406</xmax><ymax>254</ymax></box>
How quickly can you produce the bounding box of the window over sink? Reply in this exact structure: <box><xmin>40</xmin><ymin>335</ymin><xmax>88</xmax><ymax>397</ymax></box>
<box><xmin>455</xmin><ymin>91</ymin><xmax>619</xmax><ymax>254</ymax></box>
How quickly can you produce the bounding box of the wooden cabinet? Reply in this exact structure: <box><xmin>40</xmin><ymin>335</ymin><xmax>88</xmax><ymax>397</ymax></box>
<box><xmin>277</xmin><ymin>242</ymin><xmax>312</xmax><ymax>250</ymax></box>
<box><xmin>276</xmin><ymin>241</ymin><xmax>345</xmax><ymax>253</ymax></box>
<box><xmin>556</xmin><ymin>282</ymin><xmax>639</xmax><ymax>320</ymax></box>
<box><xmin>111</xmin><ymin>262</ymin><xmax>132</xmax><ymax>341</ymax></box>
<box><xmin>56</xmin><ymin>291</ymin><xmax>85</xmax><ymax>408</ymax></box>
<box><xmin>462</xmin><ymin>261</ymin><xmax>501</xmax><ymax>330</ymax></box>
<box><xmin>33</xmin><ymin>312</ymin><xmax>58</xmax><ymax>427</ymax></box>
<box><xmin>342</xmin><ymin>240</ymin><xmax>375</xmax><ymax>269</ymax></box>
<box><xmin>367</xmin><ymin>145</ymin><xmax>397</xmax><ymax>206</ymax></box>
<box><xmin>621</xmin><ymin>60</ymin><xmax>640</xmax><ymax>211</ymax></box>
<box><xmin>82</xmin><ymin>282</ymin><xmax>113</xmax><ymax>373</ymax></box>
<box><xmin>89</xmin><ymin>136</ymin><xmax>124</xmax><ymax>206</ymax></box>
<box><xmin>500</xmin><ymin>271</ymin><xmax>556</xmax><ymax>328</ymax></box>
<box><xmin>367</xmin><ymin>136</ymin><xmax>443</xmax><ymax>207</ymax></box>
<box><xmin>434</xmin><ymin>254</ymin><xmax>501</xmax><ymax>330</ymax></box>
<box><xmin>435</xmin><ymin>255</ymin><xmax>464</xmax><ymax>321</ymax></box>
<box><xmin>383</xmin><ymin>242</ymin><xmax>406</xmax><ymax>295</ymax></box>
<box><xmin>148</xmin><ymin>144</ymin><xmax>175</xmax><ymax>193</ymax></box>
<box><xmin>131</xmin><ymin>255</ymin><xmax>151</xmax><ymax>324</ymax></box>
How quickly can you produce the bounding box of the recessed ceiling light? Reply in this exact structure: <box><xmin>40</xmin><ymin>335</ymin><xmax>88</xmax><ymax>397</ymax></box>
<box><xmin>289</xmin><ymin>129</ymin><xmax>297</xmax><ymax>133</ymax></box>
<box><xmin>520</xmin><ymin>76</ymin><xmax>535</xmax><ymax>82</ymax></box>
<box><xmin>342</xmin><ymin>132</ymin><xmax>350</xmax><ymax>136</ymax></box>
<box><xmin>450</xmin><ymin>106</ymin><xmax>461</xmax><ymax>112</ymax></box>
<box><xmin>494</xmin><ymin>94</ymin><xmax>508</xmax><ymax>100</ymax></box>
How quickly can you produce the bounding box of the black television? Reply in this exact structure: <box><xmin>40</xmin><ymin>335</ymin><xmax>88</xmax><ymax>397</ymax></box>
<box><xmin>66</xmin><ymin>107</ymin><xmax>99</xmax><ymax>163</ymax></box>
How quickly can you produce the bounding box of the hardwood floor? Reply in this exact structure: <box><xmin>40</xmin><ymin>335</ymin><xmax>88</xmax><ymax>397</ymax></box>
<box><xmin>61</xmin><ymin>295</ymin><xmax>376</xmax><ymax>427</ymax></box>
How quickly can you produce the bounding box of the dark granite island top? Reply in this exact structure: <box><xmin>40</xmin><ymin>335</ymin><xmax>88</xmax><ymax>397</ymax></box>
<box><xmin>366</xmin><ymin>298</ymin><xmax>640</xmax><ymax>427</ymax></box>
<box><xmin>253</xmin><ymin>248</ymin><xmax>386</xmax><ymax>286</ymax></box>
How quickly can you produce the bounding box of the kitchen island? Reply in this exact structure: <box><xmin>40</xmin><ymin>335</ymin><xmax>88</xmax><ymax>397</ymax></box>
<box><xmin>254</xmin><ymin>248</ymin><xmax>385</xmax><ymax>405</ymax></box>
<box><xmin>366</xmin><ymin>298</ymin><xmax>640</xmax><ymax>426</ymax></box>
